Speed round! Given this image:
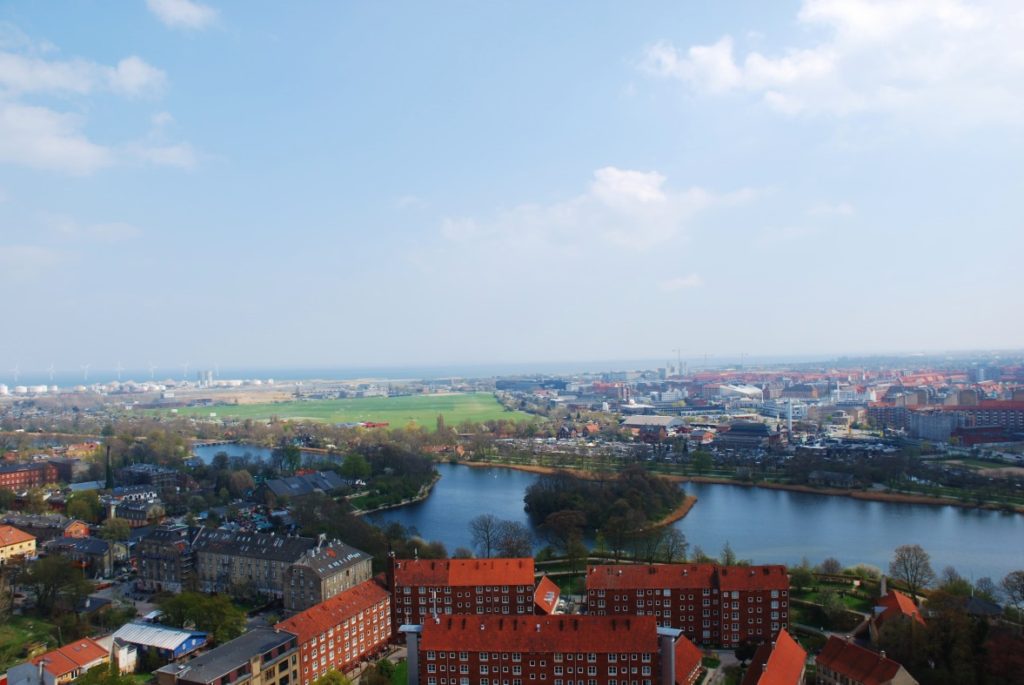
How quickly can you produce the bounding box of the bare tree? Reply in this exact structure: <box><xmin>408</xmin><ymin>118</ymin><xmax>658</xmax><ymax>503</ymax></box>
<box><xmin>889</xmin><ymin>544</ymin><xmax>935</xmax><ymax>601</ymax></box>
<box><xmin>468</xmin><ymin>514</ymin><xmax>500</xmax><ymax>558</ymax></box>
<box><xmin>661</xmin><ymin>529</ymin><xmax>689</xmax><ymax>563</ymax></box>
<box><xmin>818</xmin><ymin>557</ymin><xmax>843</xmax><ymax>575</ymax></box>
<box><xmin>495</xmin><ymin>521</ymin><xmax>534</xmax><ymax>558</ymax></box>
<box><xmin>1001</xmin><ymin>570</ymin><xmax>1024</xmax><ymax>615</ymax></box>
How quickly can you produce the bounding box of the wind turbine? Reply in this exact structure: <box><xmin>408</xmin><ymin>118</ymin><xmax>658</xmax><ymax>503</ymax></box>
<box><xmin>115</xmin><ymin>361</ymin><xmax>124</xmax><ymax>382</ymax></box>
<box><xmin>180</xmin><ymin>361</ymin><xmax>190</xmax><ymax>380</ymax></box>
<box><xmin>148</xmin><ymin>362</ymin><xmax>157</xmax><ymax>380</ymax></box>
<box><xmin>81</xmin><ymin>363</ymin><xmax>91</xmax><ymax>382</ymax></box>
<box><xmin>47</xmin><ymin>363</ymin><xmax>55</xmax><ymax>382</ymax></box>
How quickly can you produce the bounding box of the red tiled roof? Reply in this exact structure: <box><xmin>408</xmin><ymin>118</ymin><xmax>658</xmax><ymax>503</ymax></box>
<box><xmin>877</xmin><ymin>591</ymin><xmax>925</xmax><ymax>626</ymax></box>
<box><xmin>816</xmin><ymin>637</ymin><xmax>903</xmax><ymax>685</ymax></box>
<box><xmin>420</xmin><ymin>615</ymin><xmax>658</xmax><ymax>653</ymax></box>
<box><xmin>586</xmin><ymin>564</ymin><xmax>788</xmax><ymax>592</ymax></box>
<box><xmin>740</xmin><ymin>630</ymin><xmax>806</xmax><ymax>685</ymax></box>
<box><xmin>275</xmin><ymin>579</ymin><xmax>389</xmax><ymax>644</ymax></box>
<box><xmin>534</xmin><ymin>576</ymin><xmax>560</xmax><ymax>614</ymax></box>
<box><xmin>0</xmin><ymin>525</ymin><xmax>34</xmax><ymax>548</ymax></box>
<box><xmin>393</xmin><ymin>558</ymin><xmax>534</xmax><ymax>587</ymax></box>
<box><xmin>31</xmin><ymin>639</ymin><xmax>108</xmax><ymax>677</ymax></box>
<box><xmin>673</xmin><ymin>634</ymin><xmax>703</xmax><ymax>685</ymax></box>
<box><xmin>587</xmin><ymin>564</ymin><xmax>716</xmax><ymax>590</ymax></box>
<box><xmin>717</xmin><ymin>566</ymin><xmax>789</xmax><ymax>592</ymax></box>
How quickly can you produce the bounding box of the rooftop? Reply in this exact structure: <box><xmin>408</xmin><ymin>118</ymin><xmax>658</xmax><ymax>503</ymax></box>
<box><xmin>815</xmin><ymin>637</ymin><xmax>903</xmax><ymax>685</ymax></box>
<box><xmin>155</xmin><ymin>628</ymin><xmax>295</xmax><ymax>684</ymax></box>
<box><xmin>192</xmin><ymin>528</ymin><xmax>316</xmax><ymax>563</ymax></box>
<box><xmin>112</xmin><ymin>622</ymin><xmax>207</xmax><ymax>652</ymax></box>
<box><xmin>0</xmin><ymin>524</ymin><xmax>35</xmax><ymax>547</ymax></box>
<box><xmin>393</xmin><ymin>557</ymin><xmax>535</xmax><ymax>587</ymax></box>
<box><xmin>740</xmin><ymin>630</ymin><xmax>806</xmax><ymax>685</ymax></box>
<box><xmin>275</xmin><ymin>579</ymin><xmax>389</xmax><ymax>643</ymax></box>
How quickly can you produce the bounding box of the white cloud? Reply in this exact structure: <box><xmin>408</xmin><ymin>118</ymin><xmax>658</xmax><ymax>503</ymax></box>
<box><xmin>0</xmin><ymin>52</ymin><xmax>165</xmax><ymax>96</ymax></box>
<box><xmin>147</xmin><ymin>0</ymin><xmax>219</xmax><ymax>30</ymax></box>
<box><xmin>641</xmin><ymin>0</ymin><xmax>1024</xmax><ymax>125</ymax></box>
<box><xmin>660</xmin><ymin>274</ymin><xmax>704</xmax><ymax>291</ymax></box>
<box><xmin>808</xmin><ymin>201</ymin><xmax>854</xmax><ymax>216</ymax></box>
<box><xmin>128</xmin><ymin>142</ymin><xmax>197</xmax><ymax>168</ymax></box>
<box><xmin>441</xmin><ymin>166</ymin><xmax>753</xmax><ymax>251</ymax></box>
<box><xmin>42</xmin><ymin>214</ymin><xmax>142</xmax><ymax>242</ymax></box>
<box><xmin>0</xmin><ymin>244</ymin><xmax>64</xmax><ymax>282</ymax></box>
<box><xmin>0</xmin><ymin>101</ymin><xmax>113</xmax><ymax>174</ymax></box>
<box><xmin>0</xmin><ymin>27</ymin><xmax>193</xmax><ymax>175</ymax></box>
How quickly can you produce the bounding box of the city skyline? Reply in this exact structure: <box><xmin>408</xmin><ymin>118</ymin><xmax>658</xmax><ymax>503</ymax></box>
<box><xmin>2</xmin><ymin>0</ymin><xmax>1022</xmax><ymax>369</ymax></box>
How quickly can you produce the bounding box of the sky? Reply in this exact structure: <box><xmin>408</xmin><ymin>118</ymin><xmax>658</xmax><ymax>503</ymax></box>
<box><xmin>1</xmin><ymin>0</ymin><xmax>1022</xmax><ymax>377</ymax></box>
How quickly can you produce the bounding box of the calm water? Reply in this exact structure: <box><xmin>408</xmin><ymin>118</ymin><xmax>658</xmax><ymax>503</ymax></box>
<box><xmin>192</xmin><ymin>443</ymin><xmax>329</xmax><ymax>465</ymax></box>
<box><xmin>372</xmin><ymin>463</ymin><xmax>1024</xmax><ymax>580</ymax></box>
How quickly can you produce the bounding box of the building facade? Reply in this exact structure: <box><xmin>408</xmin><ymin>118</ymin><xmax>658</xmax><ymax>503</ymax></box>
<box><xmin>0</xmin><ymin>462</ymin><xmax>59</xmax><ymax>492</ymax></box>
<box><xmin>0</xmin><ymin>524</ymin><xmax>35</xmax><ymax>563</ymax></box>
<box><xmin>402</xmin><ymin>615</ymin><xmax>703</xmax><ymax>685</ymax></box>
<box><xmin>283</xmin><ymin>541</ymin><xmax>373</xmax><ymax>613</ymax></box>
<box><xmin>155</xmin><ymin>628</ymin><xmax>299</xmax><ymax>685</ymax></box>
<box><xmin>585</xmin><ymin>564</ymin><xmax>790</xmax><ymax>648</ymax></box>
<box><xmin>388</xmin><ymin>558</ymin><xmax>537</xmax><ymax>632</ymax></box>
<box><xmin>275</xmin><ymin>579</ymin><xmax>392</xmax><ymax>685</ymax></box>
<box><xmin>1</xmin><ymin>513</ymin><xmax>89</xmax><ymax>543</ymax></box>
<box><xmin>136</xmin><ymin>524</ymin><xmax>197</xmax><ymax>593</ymax></box>
<box><xmin>815</xmin><ymin>636</ymin><xmax>918</xmax><ymax>685</ymax></box>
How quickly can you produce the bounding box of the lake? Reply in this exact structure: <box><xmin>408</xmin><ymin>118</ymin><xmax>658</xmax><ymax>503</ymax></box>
<box><xmin>372</xmin><ymin>463</ymin><xmax>1024</xmax><ymax>580</ymax></box>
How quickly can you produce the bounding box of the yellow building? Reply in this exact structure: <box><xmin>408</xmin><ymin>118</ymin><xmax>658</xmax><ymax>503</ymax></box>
<box><xmin>0</xmin><ymin>524</ymin><xmax>36</xmax><ymax>562</ymax></box>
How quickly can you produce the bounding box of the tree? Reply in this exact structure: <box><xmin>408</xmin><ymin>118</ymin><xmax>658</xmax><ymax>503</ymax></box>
<box><xmin>818</xmin><ymin>557</ymin><xmax>843</xmax><ymax>575</ymax></box>
<box><xmin>1001</xmin><ymin>570</ymin><xmax>1024</xmax><ymax>615</ymax></box>
<box><xmin>100</xmin><ymin>517</ymin><xmax>131</xmax><ymax>542</ymax></box>
<box><xmin>495</xmin><ymin>521</ymin><xmax>533</xmax><ymax>558</ymax></box>
<box><xmin>938</xmin><ymin>566</ymin><xmax>972</xmax><ymax>596</ymax></box>
<box><xmin>661</xmin><ymin>529</ymin><xmax>688</xmax><ymax>563</ymax></box>
<box><xmin>340</xmin><ymin>454</ymin><xmax>371</xmax><ymax>481</ymax></box>
<box><xmin>889</xmin><ymin>544</ymin><xmax>935</xmax><ymax>601</ymax></box>
<box><xmin>67</xmin><ymin>491</ymin><xmax>102</xmax><ymax>524</ymax></box>
<box><xmin>226</xmin><ymin>470</ymin><xmax>255</xmax><ymax>498</ymax></box>
<box><xmin>692</xmin><ymin>450</ymin><xmax>712</xmax><ymax>475</ymax></box>
<box><xmin>819</xmin><ymin>588</ymin><xmax>845</xmax><ymax>624</ymax></box>
<box><xmin>469</xmin><ymin>514</ymin><xmax>501</xmax><ymax>558</ymax></box>
<box><xmin>76</xmin><ymin>664</ymin><xmax>135</xmax><ymax>685</ymax></box>
<box><xmin>23</xmin><ymin>554</ymin><xmax>91</xmax><ymax>616</ymax></box>
<box><xmin>974</xmin><ymin>576</ymin><xmax>999</xmax><ymax>603</ymax></box>
<box><xmin>452</xmin><ymin>547</ymin><xmax>474</xmax><ymax>559</ymax></box>
<box><xmin>311</xmin><ymin>671</ymin><xmax>351</xmax><ymax>685</ymax></box>
<box><xmin>542</xmin><ymin>510</ymin><xmax>586</xmax><ymax>556</ymax></box>
<box><xmin>720</xmin><ymin>541</ymin><xmax>737</xmax><ymax>566</ymax></box>
<box><xmin>159</xmin><ymin>592</ymin><xmax>245</xmax><ymax>643</ymax></box>
<box><xmin>790</xmin><ymin>562</ymin><xmax>815</xmax><ymax>590</ymax></box>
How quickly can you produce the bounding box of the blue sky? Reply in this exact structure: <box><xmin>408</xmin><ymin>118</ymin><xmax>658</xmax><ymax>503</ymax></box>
<box><xmin>1</xmin><ymin>0</ymin><xmax>1022</xmax><ymax>376</ymax></box>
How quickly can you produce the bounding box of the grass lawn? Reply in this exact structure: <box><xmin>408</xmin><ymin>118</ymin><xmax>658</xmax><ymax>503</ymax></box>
<box><xmin>391</xmin><ymin>660</ymin><xmax>408</xmax><ymax>685</ymax></box>
<box><xmin>0</xmin><ymin>615</ymin><xmax>58</xmax><ymax>672</ymax></box>
<box><xmin>792</xmin><ymin>587</ymin><xmax>873</xmax><ymax>613</ymax></box>
<box><xmin>158</xmin><ymin>393</ymin><xmax>534</xmax><ymax>428</ymax></box>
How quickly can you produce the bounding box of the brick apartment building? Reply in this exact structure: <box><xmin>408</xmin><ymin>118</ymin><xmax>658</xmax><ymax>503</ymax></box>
<box><xmin>0</xmin><ymin>462</ymin><xmax>59</xmax><ymax>492</ymax></box>
<box><xmin>1</xmin><ymin>513</ymin><xmax>89</xmax><ymax>543</ymax></box>
<box><xmin>585</xmin><ymin>564</ymin><xmax>790</xmax><ymax>648</ymax></box>
<box><xmin>275</xmin><ymin>579</ymin><xmax>392</xmax><ymax>685</ymax></box>
<box><xmin>388</xmin><ymin>558</ymin><xmax>537</xmax><ymax>631</ymax></box>
<box><xmin>401</xmin><ymin>615</ymin><xmax>703</xmax><ymax>685</ymax></box>
<box><xmin>137</xmin><ymin>524</ymin><xmax>196</xmax><ymax>593</ymax></box>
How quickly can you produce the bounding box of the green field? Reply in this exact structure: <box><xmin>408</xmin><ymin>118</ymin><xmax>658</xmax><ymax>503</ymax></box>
<box><xmin>161</xmin><ymin>392</ymin><xmax>534</xmax><ymax>428</ymax></box>
<box><xmin>0</xmin><ymin>615</ymin><xmax>57</xmax><ymax>672</ymax></box>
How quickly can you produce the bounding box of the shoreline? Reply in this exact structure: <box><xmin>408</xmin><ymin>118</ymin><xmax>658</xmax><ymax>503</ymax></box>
<box><xmin>461</xmin><ymin>460</ymin><xmax>698</xmax><ymax>526</ymax></box>
<box><xmin>350</xmin><ymin>472</ymin><xmax>441</xmax><ymax>516</ymax></box>
<box><xmin>460</xmin><ymin>459</ymin><xmax>1024</xmax><ymax>515</ymax></box>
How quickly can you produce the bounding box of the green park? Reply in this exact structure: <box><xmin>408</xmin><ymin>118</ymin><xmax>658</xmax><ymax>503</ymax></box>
<box><xmin>159</xmin><ymin>392</ymin><xmax>533</xmax><ymax>428</ymax></box>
